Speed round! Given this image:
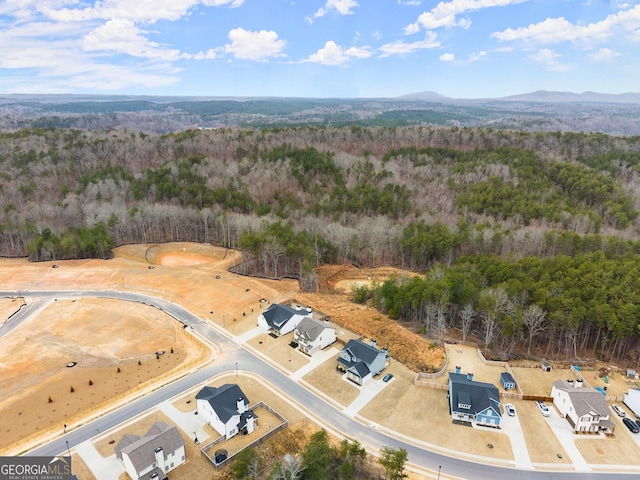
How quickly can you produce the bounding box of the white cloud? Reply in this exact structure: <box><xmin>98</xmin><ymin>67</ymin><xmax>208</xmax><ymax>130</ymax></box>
<box><xmin>314</xmin><ymin>0</ymin><xmax>359</xmax><ymax>18</ymax></box>
<box><xmin>588</xmin><ymin>47</ymin><xmax>620</xmax><ymax>62</ymax></box>
<box><xmin>468</xmin><ymin>50</ymin><xmax>486</xmax><ymax>61</ymax></box>
<box><xmin>407</xmin><ymin>0</ymin><xmax>528</xmax><ymax>32</ymax></box>
<box><xmin>305</xmin><ymin>40</ymin><xmax>372</xmax><ymax>65</ymax></box>
<box><xmin>83</xmin><ymin>19</ymin><xmax>183</xmax><ymax>61</ymax></box>
<box><xmin>440</xmin><ymin>52</ymin><xmax>455</xmax><ymax>61</ymax></box>
<box><xmin>492</xmin><ymin>5</ymin><xmax>640</xmax><ymax>45</ymax></box>
<box><xmin>225</xmin><ymin>28</ymin><xmax>286</xmax><ymax>61</ymax></box>
<box><xmin>404</xmin><ymin>23</ymin><xmax>421</xmax><ymax>35</ymax></box>
<box><xmin>398</xmin><ymin>0</ymin><xmax>422</xmax><ymax>5</ymax></box>
<box><xmin>379</xmin><ymin>32</ymin><xmax>440</xmax><ymax>57</ymax></box>
<box><xmin>528</xmin><ymin>48</ymin><xmax>568</xmax><ymax>71</ymax></box>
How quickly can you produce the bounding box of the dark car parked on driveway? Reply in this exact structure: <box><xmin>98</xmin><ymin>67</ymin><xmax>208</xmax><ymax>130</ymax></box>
<box><xmin>623</xmin><ymin>417</ymin><xmax>639</xmax><ymax>433</ymax></box>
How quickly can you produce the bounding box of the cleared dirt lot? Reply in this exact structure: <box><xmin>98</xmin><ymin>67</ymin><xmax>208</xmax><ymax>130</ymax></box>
<box><xmin>0</xmin><ymin>297</ymin><xmax>206</xmax><ymax>452</ymax></box>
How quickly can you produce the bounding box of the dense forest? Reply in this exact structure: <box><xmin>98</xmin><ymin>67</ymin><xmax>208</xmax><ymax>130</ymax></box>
<box><xmin>3</xmin><ymin>124</ymin><xmax>640</xmax><ymax>361</ymax></box>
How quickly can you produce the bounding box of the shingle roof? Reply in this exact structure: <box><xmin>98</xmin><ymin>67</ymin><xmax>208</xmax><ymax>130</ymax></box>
<box><xmin>449</xmin><ymin>373</ymin><xmax>501</xmax><ymax>416</ymax></box>
<box><xmin>553</xmin><ymin>380</ymin><xmax>610</xmax><ymax>417</ymax></box>
<box><xmin>261</xmin><ymin>304</ymin><xmax>310</xmax><ymax>331</ymax></box>
<box><xmin>295</xmin><ymin>317</ymin><xmax>331</xmax><ymax>342</ymax></box>
<box><xmin>115</xmin><ymin>421</ymin><xmax>184</xmax><ymax>475</ymax></box>
<box><xmin>196</xmin><ymin>384</ymin><xmax>249</xmax><ymax>423</ymax></box>
<box><xmin>338</xmin><ymin>339</ymin><xmax>384</xmax><ymax>370</ymax></box>
<box><xmin>348</xmin><ymin>361</ymin><xmax>371</xmax><ymax>379</ymax></box>
<box><xmin>500</xmin><ymin>372</ymin><xmax>515</xmax><ymax>384</ymax></box>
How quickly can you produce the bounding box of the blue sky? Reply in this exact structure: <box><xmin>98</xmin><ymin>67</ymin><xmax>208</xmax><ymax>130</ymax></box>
<box><xmin>0</xmin><ymin>0</ymin><xmax>639</xmax><ymax>98</ymax></box>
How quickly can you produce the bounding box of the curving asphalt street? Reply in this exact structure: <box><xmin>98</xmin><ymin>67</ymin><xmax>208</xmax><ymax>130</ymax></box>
<box><xmin>1</xmin><ymin>289</ymin><xmax>634</xmax><ymax>480</ymax></box>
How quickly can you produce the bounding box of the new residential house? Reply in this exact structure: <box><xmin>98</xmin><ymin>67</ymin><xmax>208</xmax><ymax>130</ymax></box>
<box><xmin>196</xmin><ymin>384</ymin><xmax>258</xmax><ymax>439</ymax></box>
<box><xmin>257</xmin><ymin>303</ymin><xmax>313</xmax><ymax>336</ymax></box>
<box><xmin>551</xmin><ymin>380</ymin><xmax>615</xmax><ymax>433</ymax></box>
<box><xmin>115</xmin><ymin>421</ymin><xmax>186</xmax><ymax>480</ymax></box>
<box><xmin>448</xmin><ymin>369</ymin><xmax>502</xmax><ymax>427</ymax></box>
<box><xmin>293</xmin><ymin>317</ymin><xmax>336</xmax><ymax>355</ymax></box>
<box><xmin>337</xmin><ymin>339</ymin><xmax>388</xmax><ymax>386</ymax></box>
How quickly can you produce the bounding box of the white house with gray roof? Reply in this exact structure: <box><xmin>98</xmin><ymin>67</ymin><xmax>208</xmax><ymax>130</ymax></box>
<box><xmin>294</xmin><ymin>317</ymin><xmax>336</xmax><ymax>355</ymax></box>
<box><xmin>115</xmin><ymin>421</ymin><xmax>185</xmax><ymax>480</ymax></box>
<box><xmin>551</xmin><ymin>379</ymin><xmax>615</xmax><ymax>433</ymax></box>
<box><xmin>257</xmin><ymin>303</ymin><xmax>313</xmax><ymax>336</ymax></box>
<box><xmin>448</xmin><ymin>369</ymin><xmax>501</xmax><ymax>427</ymax></box>
<box><xmin>196</xmin><ymin>384</ymin><xmax>258</xmax><ymax>439</ymax></box>
<box><xmin>337</xmin><ymin>339</ymin><xmax>388</xmax><ymax>385</ymax></box>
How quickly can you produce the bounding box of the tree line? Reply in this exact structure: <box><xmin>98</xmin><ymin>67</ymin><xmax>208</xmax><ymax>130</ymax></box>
<box><xmin>3</xmin><ymin>125</ymin><xmax>640</xmax><ymax>360</ymax></box>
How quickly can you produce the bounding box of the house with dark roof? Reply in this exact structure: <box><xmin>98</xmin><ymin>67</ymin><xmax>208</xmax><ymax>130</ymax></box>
<box><xmin>500</xmin><ymin>372</ymin><xmax>516</xmax><ymax>390</ymax></box>
<box><xmin>337</xmin><ymin>339</ymin><xmax>388</xmax><ymax>386</ymax></box>
<box><xmin>294</xmin><ymin>317</ymin><xmax>336</xmax><ymax>355</ymax></box>
<box><xmin>115</xmin><ymin>421</ymin><xmax>186</xmax><ymax>480</ymax></box>
<box><xmin>196</xmin><ymin>384</ymin><xmax>258</xmax><ymax>439</ymax></box>
<box><xmin>448</xmin><ymin>369</ymin><xmax>501</xmax><ymax>427</ymax></box>
<box><xmin>551</xmin><ymin>379</ymin><xmax>615</xmax><ymax>433</ymax></box>
<box><xmin>257</xmin><ymin>303</ymin><xmax>313</xmax><ymax>336</ymax></box>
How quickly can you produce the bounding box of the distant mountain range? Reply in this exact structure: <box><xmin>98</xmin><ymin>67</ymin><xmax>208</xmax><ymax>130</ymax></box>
<box><xmin>400</xmin><ymin>90</ymin><xmax>640</xmax><ymax>104</ymax></box>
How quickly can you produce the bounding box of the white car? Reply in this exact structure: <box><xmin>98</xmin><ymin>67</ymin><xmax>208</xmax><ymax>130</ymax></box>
<box><xmin>536</xmin><ymin>401</ymin><xmax>550</xmax><ymax>417</ymax></box>
<box><xmin>612</xmin><ymin>405</ymin><xmax>627</xmax><ymax>417</ymax></box>
<box><xmin>505</xmin><ymin>403</ymin><xmax>516</xmax><ymax>416</ymax></box>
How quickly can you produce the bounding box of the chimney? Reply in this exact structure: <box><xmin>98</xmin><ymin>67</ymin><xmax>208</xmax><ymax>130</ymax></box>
<box><xmin>306</xmin><ymin>306</ymin><xmax>313</xmax><ymax>313</ymax></box>
<box><xmin>237</xmin><ymin>396</ymin><xmax>246</xmax><ymax>413</ymax></box>
<box><xmin>575</xmin><ymin>379</ymin><xmax>583</xmax><ymax>388</ymax></box>
<box><xmin>295</xmin><ymin>304</ymin><xmax>301</xmax><ymax>310</ymax></box>
<box><xmin>455</xmin><ymin>366</ymin><xmax>461</xmax><ymax>374</ymax></box>
<box><xmin>371</xmin><ymin>339</ymin><xmax>377</xmax><ymax>348</ymax></box>
<box><xmin>154</xmin><ymin>447</ymin><xmax>165</xmax><ymax>472</ymax></box>
<box><xmin>467</xmin><ymin>372</ymin><xmax>474</xmax><ymax>381</ymax></box>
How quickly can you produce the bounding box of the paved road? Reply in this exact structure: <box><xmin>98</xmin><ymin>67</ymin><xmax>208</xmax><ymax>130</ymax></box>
<box><xmin>1</xmin><ymin>290</ymin><xmax>634</xmax><ymax>480</ymax></box>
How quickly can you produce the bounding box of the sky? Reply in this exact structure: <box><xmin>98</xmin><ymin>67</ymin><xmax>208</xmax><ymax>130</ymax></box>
<box><xmin>0</xmin><ymin>0</ymin><xmax>639</xmax><ymax>98</ymax></box>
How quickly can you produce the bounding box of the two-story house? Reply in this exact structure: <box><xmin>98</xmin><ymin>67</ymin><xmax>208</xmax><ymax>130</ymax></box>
<box><xmin>257</xmin><ymin>303</ymin><xmax>313</xmax><ymax>336</ymax></box>
<box><xmin>293</xmin><ymin>317</ymin><xmax>336</xmax><ymax>355</ymax></box>
<box><xmin>337</xmin><ymin>338</ymin><xmax>388</xmax><ymax>386</ymax></box>
<box><xmin>115</xmin><ymin>421</ymin><xmax>186</xmax><ymax>480</ymax></box>
<box><xmin>448</xmin><ymin>369</ymin><xmax>501</xmax><ymax>428</ymax></box>
<box><xmin>196</xmin><ymin>384</ymin><xmax>258</xmax><ymax>439</ymax></box>
<box><xmin>551</xmin><ymin>379</ymin><xmax>615</xmax><ymax>433</ymax></box>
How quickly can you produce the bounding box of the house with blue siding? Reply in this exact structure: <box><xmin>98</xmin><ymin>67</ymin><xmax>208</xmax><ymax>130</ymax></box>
<box><xmin>337</xmin><ymin>339</ymin><xmax>389</xmax><ymax>385</ymax></box>
<box><xmin>449</xmin><ymin>368</ymin><xmax>501</xmax><ymax>428</ymax></box>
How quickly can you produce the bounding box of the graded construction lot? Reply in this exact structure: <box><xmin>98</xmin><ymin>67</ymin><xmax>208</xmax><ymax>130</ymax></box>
<box><xmin>0</xmin><ymin>297</ymin><xmax>207</xmax><ymax>451</ymax></box>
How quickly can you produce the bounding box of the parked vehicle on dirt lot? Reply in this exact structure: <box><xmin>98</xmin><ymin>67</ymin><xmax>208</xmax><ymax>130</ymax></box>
<box><xmin>623</xmin><ymin>417</ymin><xmax>639</xmax><ymax>433</ymax></box>
<box><xmin>505</xmin><ymin>403</ymin><xmax>516</xmax><ymax>416</ymax></box>
<box><xmin>536</xmin><ymin>401</ymin><xmax>550</xmax><ymax>417</ymax></box>
<box><xmin>383</xmin><ymin>373</ymin><xmax>393</xmax><ymax>382</ymax></box>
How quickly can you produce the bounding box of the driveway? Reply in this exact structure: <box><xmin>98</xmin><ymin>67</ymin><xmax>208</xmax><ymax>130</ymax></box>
<box><xmin>543</xmin><ymin>406</ymin><xmax>591</xmax><ymax>472</ymax></box>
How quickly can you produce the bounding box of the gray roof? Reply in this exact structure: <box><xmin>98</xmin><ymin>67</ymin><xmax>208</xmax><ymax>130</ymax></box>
<box><xmin>553</xmin><ymin>380</ymin><xmax>611</xmax><ymax>417</ymax></box>
<box><xmin>348</xmin><ymin>361</ymin><xmax>371</xmax><ymax>379</ymax></box>
<box><xmin>261</xmin><ymin>303</ymin><xmax>310</xmax><ymax>331</ymax></box>
<box><xmin>338</xmin><ymin>339</ymin><xmax>385</xmax><ymax>370</ymax></box>
<box><xmin>449</xmin><ymin>373</ymin><xmax>501</xmax><ymax>416</ymax></box>
<box><xmin>115</xmin><ymin>421</ymin><xmax>184</xmax><ymax>475</ymax></box>
<box><xmin>196</xmin><ymin>384</ymin><xmax>249</xmax><ymax>423</ymax></box>
<box><xmin>500</xmin><ymin>372</ymin><xmax>515</xmax><ymax>384</ymax></box>
<box><xmin>295</xmin><ymin>317</ymin><xmax>332</xmax><ymax>342</ymax></box>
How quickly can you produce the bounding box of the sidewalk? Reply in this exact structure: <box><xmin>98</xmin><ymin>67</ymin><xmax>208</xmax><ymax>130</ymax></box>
<box><xmin>544</xmin><ymin>409</ymin><xmax>591</xmax><ymax>472</ymax></box>
<box><xmin>342</xmin><ymin>375</ymin><xmax>391</xmax><ymax>417</ymax></box>
<box><xmin>288</xmin><ymin>347</ymin><xmax>339</xmax><ymax>381</ymax></box>
<box><xmin>73</xmin><ymin>441</ymin><xmax>123</xmax><ymax>480</ymax></box>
